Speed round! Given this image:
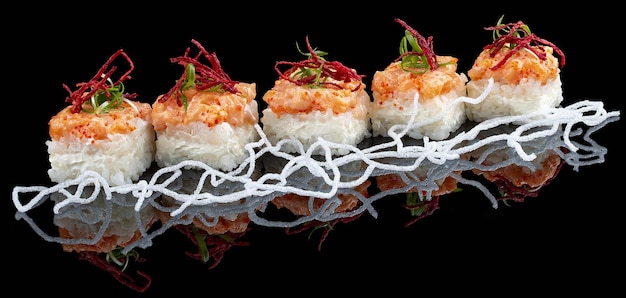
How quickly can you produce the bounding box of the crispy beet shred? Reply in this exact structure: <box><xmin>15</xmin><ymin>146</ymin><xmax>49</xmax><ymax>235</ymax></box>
<box><xmin>63</xmin><ymin>49</ymin><xmax>137</xmax><ymax>114</ymax></box>
<box><xmin>78</xmin><ymin>251</ymin><xmax>151</xmax><ymax>293</ymax></box>
<box><xmin>285</xmin><ymin>213</ymin><xmax>363</xmax><ymax>252</ymax></box>
<box><xmin>483</xmin><ymin>19</ymin><xmax>566</xmax><ymax>71</ymax></box>
<box><xmin>274</xmin><ymin>36</ymin><xmax>364</xmax><ymax>91</ymax></box>
<box><xmin>159</xmin><ymin>39</ymin><xmax>240</xmax><ymax>106</ymax></box>
<box><xmin>393</xmin><ymin>18</ymin><xmax>439</xmax><ymax>71</ymax></box>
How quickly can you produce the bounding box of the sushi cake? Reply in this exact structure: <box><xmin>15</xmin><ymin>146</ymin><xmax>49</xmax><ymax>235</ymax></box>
<box><xmin>465</xmin><ymin>16</ymin><xmax>566</xmax><ymax>122</ymax></box>
<box><xmin>151</xmin><ymin>39</ymin><xmax>259</xmax><ymax>171</ymax></box>
<box><xmin>261</xmin><ymin>36</ymin><xmax>371</xmax><ymax>155</ymax></box>
<box><xmin>47</xmin><ymin>49</ymin><xmax>155</xmax><ymax>186</ymax></box>
<box><xmin>370</xmin><ymin>18</ymin><xmax>468</xmax><ymax>140</ymax></box>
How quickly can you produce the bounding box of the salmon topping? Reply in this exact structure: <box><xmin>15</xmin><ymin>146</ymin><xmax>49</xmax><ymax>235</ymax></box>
<box><xmin>151</xmin><ymin>83</ymin><xmax>257</xmax><ymax>131</ymax></box>
<box><xmin>468</xmin><ymin>46</ymin><xmax>560</xmax><ymax>85</ymax></box>
<box><xmin>49</xmin><ymin>101</ymin><xmax>152</xmax><ymax>141</ymax></box>
<box><xmin>372</xmin><ymin>57</ymin><xmax>465</xmax><ymax>101</ymax></box>
<box><xmin>263</xmin><ymin>78</ymin><xmax>367</xmax><ymax>116</ymax></box>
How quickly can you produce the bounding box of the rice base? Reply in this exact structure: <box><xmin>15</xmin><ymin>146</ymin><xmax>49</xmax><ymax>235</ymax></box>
<box><xmin>47</xmin><ymin>118</ymin><xmax>155</xmax><ymax>186</ymax></box>
<box><xmin>465</xmin><ymin>75</ymin><xmax>563</xmax><ymax>123</ymax></box>
<box><xmin>370</xmin><ymin>89</ymin><xmax>467</xmax><ymax>140</ymax></box>
<box><xmin>261</xmin><ymin>109</ymin><xmax>371</xmax><ymax>155</ymax></box>
<box><xmin>155</xmin><ymin>121</ymin><xmax>258</xmax><ymax>171</ymax></box>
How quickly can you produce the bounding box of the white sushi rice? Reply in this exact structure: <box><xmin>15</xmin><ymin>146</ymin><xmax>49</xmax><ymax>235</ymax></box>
<box><xmin>154</xmin><ymin>121</ymin><xmax>259</xmax><ymax>171</ymax></box>
<box><xmin>465</xmin><ymin>75</ymin><xmax>563</xmax><ymax>122</ymax></box>
<box><xmin>47</xmin><ymin>118</ymin><xmax>156</xmax><ymax>186</ymax></box>
<box><xmin>261</xmin><ymin>109</ymin><xmax>371</xmax><ymax>156</ymax></box>
<box><xmin>370</xmin><ymin>89</ymin><xmax>467</xmax><ymax>141</ymax></box>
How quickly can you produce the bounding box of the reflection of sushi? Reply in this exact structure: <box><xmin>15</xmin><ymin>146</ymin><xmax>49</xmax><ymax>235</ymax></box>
<box><xmin>370</xmin><ymin>18</ymin><xmax>468</xmax><ymax>140</ymax></box>
<box><xmin>462</xmin><ymin>124</ymin><xmax>566</xmax><ymax>203</ymax></box>
<box><xmin>52</xmin><ymin>190</ymin><xmax>158</xmax><ymax>254</ymax></box>
<box><xmin>261</xmin><ymin>36</ymin><xmax>371</xmax><ymax>155</ymax></box>
<box><xmin>50</xmin><ymin>188</ymin><xmax>158</xmax><ymax>292</ymax></box>
<box><xmin>47</xmin><ymin>49</ymin><xmax>155</xmax><ymax>186</ymax></box>
<box><xmin>261</xmin><ymin>154</ymin><xmax>370</xmax><ymax>217</ymax></box>
<box><xmin>154</xmin><ymin>167</ymin><xmax>253</xmax><ymax>268</ymax></box>
<box><xmin>468</xmin><ymin>146</ymin><xmax>564</xmax><ymax>202</ymax></box>
<box><xmin>151</xmin><ymin>39</ymin><xmax>259</xmax><ymax>171</ymax></box>
<box><xmin>375</xmin><ymin>165</ymin><xmax>460</xmax><ymax>226</ymax></box>
<box><xmin>465</xmin><ymin>16</ymin><xmax>566</xmax><ymax>122</ymax></box>
<box><xmin>271</xmin><ymin>180</ymin><xmax>371</xmax><ymax>216</ymax></box>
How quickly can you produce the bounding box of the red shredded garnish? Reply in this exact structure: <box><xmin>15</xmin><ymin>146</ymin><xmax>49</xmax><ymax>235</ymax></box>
<box><xmin>78</xmin><ymin>251</ymin><xmax>151</xmax><ymax>293</ymax></box>
<box><xmin>483</xmin><ymin>20</ymin><xmax>566</xmax><ymax>71</ymax></box>
<box><xmin>285</xmin><ymin>213</ymin><xmax>363</xmax><ymax>252</ymax></box>
<box><xmin>63</xmin><ymin>49</ymin><xmax>137</xmax><ymax>114</ymax></box>
<box><xmin>159</xmin><ymin>39</ymin><xmax>240</xmax><ymax>106</ymax></box>
<box><xmin>393</xmin><ymin>18</ymin><xmax>439</xmax><ymax>71</ymax></box>
<box><xmin>274</xmin><ymin>35</ymin><xmax>364</xmax><ymax>91</ymax></box>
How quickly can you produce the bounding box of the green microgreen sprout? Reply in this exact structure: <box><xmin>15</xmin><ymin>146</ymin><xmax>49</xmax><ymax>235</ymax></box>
<box><xmin>292</xmin><ymin>41</ymin><xmax>330</xmax><ymax>89</ymax></box>
<box><xmin>64</xmin><ymin>49</ymin><xmax>138</xmax><ymax>114</ymax></box>
<box><xmin>159</xmin><ymin>39</ymin><xmax>240</xmax><ymax>111</ymax></box>
<box><xmin>105</xmin><ymin>247</ymin><xmax>140</xmax><ymax>271</ymax></box>
<box><xmin>395</xmin><ymin>18</ymin><xmax>455</xmax><ymax>74</ymax></box>
<box><xmin>405</xmin><ymin>187</ymin><xmax>462</xmax><ymax>217</ymax></box>
<box><xmin>274</xmin><ymin>36</ymin><xmax>364</xmax><ymax>91</ymax></box>
<box><xmin>191</xmin><ymin>225</ymin><xmax>210</xmax><ymax>263</ymax></box>
<box><xmin>492</xmin><ymin>15</ymin><xmax>532</xmax><ymax>49</ymax></box>
<box><xmin>81</xmin><ymin>76</ymin><xmax>138</xmax><ymax>114</ymax></box>
<box><xmin>177</xmin><ymin>63</ymin><xmax>197</xmax><ymax>111</ymax></box>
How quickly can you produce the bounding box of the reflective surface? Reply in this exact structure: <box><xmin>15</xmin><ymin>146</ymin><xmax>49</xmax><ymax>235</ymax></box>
<box><xmin>6</xmin><ymin>6</ymin><xmax>623</xmax><ymax>296</ymax></box>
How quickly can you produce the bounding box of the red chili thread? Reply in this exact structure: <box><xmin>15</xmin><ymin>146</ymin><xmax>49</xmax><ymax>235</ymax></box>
<box><xmin>483</xmin><ymin>20</ymin><xmax>566</xmax><ymax>70</ymax></box>
<box><xmin>63</xmin><ymin>49</ymin><xmax>136</xmax><ymax>113</ymax></box>
<box><xmin>159</xmin><ymin>39</ymin><xmax>240</xmax><ymax>106</ymax></box>
<box><xmin>274</xmin><ymin>35</ymin><xmax>364</xmax><ymax>91</ymax></box>
<box><xmin>393</xmin><ymin>18</ymin><xmax>439</xmax><ymax>71</ymax></box>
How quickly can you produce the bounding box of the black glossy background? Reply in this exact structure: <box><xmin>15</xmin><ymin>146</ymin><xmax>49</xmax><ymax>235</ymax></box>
<box><xmin>4</xmin><ymin>3</ymin><xmax>622</xmax><ymax>296</ymax></box>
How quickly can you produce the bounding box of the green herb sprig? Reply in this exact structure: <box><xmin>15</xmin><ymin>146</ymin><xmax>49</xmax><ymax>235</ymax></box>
<box><xmin>491</xmin><ymin>15</ymin><xmax>532</xmax><ymax>50</ymax></box>
<box><xmin>106</xmin><ymin>246</ymin><xmax>141</xmax><ymax>271</ymax></box>
<box><xmin>274</xmin><ymin>36</ymin><xmax>364</xmax><ymax>91</ymax></box>
<box><xmin>395</xmin><ymin>18</ymin><xmax>454</xmax><ymax>74</ymax></box>
<box><xmin>81</xmin><ymin>77</ymin><xmax>138</xmax><ymax>114</ymax></box>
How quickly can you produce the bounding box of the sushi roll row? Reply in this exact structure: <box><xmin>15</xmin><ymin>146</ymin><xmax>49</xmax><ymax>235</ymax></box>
<box><xmin>47</xmin><ymin>40</ymin><xmax>260</xmax><ymax>187</ymax></box>
<box><xmin>370</xmin><ymin>17</ymin><xmax>566</xmax><ymax>140</ymax></box>
<box><xmin>264</xmin><ymin>16</ymin><xmax>566</xmax><ymax>153</ymax></box>
<box><xmin>46</xmin><ymin>17</ymin><xmax>565</xmax><ymax>187</ymax></box>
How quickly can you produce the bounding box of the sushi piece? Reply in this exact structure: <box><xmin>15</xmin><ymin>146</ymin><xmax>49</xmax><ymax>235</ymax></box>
<box><xmin>47</xmin><ymin>49</ymin><xmax>155</xmax><ymax>186</ymax></box>
<box><xmin>151</xmin><ymin>39</ymin><xmax>259</xmax><ymax>171</ymax></box>
<box><xmin>370</xmin><ymin>18</ymin><xmax>468</xmax><ymax>140</ymax></box>
<box><xmin>465</xmin><ymin>16</ymin><xmax>566</xmax><ymax>122</ymax></box>
<box><xmin>261</xmin><ymin>36</ymin><xmax>371</xmax><ymax>155</ymax></box>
